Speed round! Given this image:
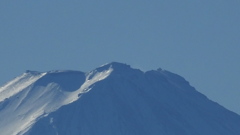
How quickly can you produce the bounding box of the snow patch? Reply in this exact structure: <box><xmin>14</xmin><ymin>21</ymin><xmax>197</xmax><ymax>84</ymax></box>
<box><xmin>63</xmin><ymin>67</ymin><xmax>113</xmax><ymax>104</ymax></box>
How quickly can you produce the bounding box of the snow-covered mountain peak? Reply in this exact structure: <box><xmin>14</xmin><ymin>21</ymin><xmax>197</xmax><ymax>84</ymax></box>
<box><xmin>1</xmin><ymin>62</ymin><xmax>240</xmax><ymax>135</ymax></box>
<box><xmin>0</xmin><ymin>66</ymin><xmax>114</xmax><ymax>135</ymax></box>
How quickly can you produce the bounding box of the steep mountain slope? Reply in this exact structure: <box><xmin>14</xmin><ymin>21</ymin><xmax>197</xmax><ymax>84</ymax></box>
<box><xmin>1</xmin><ymin>62</ymin><xmax>240</xmax><ymax>135</ymax></box>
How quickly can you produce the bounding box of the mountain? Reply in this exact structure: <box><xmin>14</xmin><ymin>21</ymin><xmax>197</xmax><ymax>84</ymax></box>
<box><xmin>0</xmin><ymin>62</ymin><xmax>240</xmax><ymax>135</ymax></box>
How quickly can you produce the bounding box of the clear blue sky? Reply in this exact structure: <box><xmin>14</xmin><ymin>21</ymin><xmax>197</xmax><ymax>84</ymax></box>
<box><xmin>1</xmin><ymin>1</ymin><xmax>239</xmax><ymax>114</ymax></box>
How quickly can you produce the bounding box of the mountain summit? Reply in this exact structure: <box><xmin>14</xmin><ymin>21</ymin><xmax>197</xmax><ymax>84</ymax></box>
<box><xmin>0</xmin><ymin>62</ymin><xmax>240</xmax><ymax>135</ymax></box>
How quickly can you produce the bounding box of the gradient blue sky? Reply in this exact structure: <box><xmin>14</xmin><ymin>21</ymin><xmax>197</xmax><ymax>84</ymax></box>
<box><xmin>1</xmin><ymin>1</ymin><xmax>239</xmax><ymax>114</ymax></box>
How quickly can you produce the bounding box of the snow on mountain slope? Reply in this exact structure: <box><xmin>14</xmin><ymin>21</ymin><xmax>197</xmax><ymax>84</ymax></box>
<box><xmin>1</xmin><ymin>62</ymin><xmax>240</xmax><ymax>135</ymax></box>
<box><xmin>0</xmin><ymin>71</ymin><xmax>45</xmax><ymax>102</ymax></box>
<box><xmin>0</xmin><ymin>68</ymin><xmax>113</xmax><ymax>135</ymax></box>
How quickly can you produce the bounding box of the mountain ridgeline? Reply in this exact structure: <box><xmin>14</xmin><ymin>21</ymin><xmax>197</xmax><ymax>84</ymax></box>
<box><xmin>0</xmin><ymin>62</ymin><xmax>240</xmax><ymax>135</ymax></box>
